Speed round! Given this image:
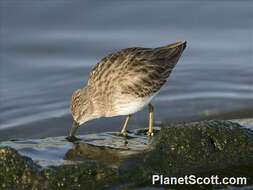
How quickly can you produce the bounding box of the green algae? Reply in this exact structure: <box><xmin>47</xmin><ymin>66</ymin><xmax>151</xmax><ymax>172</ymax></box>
<box><xmin>149</xmin><ymin>120</ymin><xmax>253</xmax><ymax>174</ymax></box>
<box><xmin>0</xmin><ymin>147</ymin><xmax>118</xmax><ymax>190</ymax></box>
<box><xmin>42</xmin><ymin>161</ymin><xmax>118</xmax><ymax>190</ymax></box>
<box><xmin>121</xmin><ymin>120</ymin><xmax>253</xmax><ymax>187</ymax></box>
<box><xmin>0</xmin><ymin>147</ymin><xmax>44</xmax><ymax>190</ymax></box>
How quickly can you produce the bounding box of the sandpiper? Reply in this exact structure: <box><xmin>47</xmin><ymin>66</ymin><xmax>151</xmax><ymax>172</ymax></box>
<box><xmin>68</xmin><ymin>41</ymin><xmax>187</xmax><ymax>141</ymax></box>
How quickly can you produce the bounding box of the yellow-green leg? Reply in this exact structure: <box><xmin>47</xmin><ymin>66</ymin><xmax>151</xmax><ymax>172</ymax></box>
<box><xmin>121</xmin><ymin>115</ymin><xmax>131</xmax><ymax>136</ymax></box>
<box><xmin>147</xmin><ymin>103</ymin><xmax>154</xmax><ymax>136</ymax></box>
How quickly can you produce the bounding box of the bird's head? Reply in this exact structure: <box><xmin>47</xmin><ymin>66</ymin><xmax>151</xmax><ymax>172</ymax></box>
<box><xmin>71</xmin><ymin>88</ymin><xmax>95</xmax><ymax>125</ymax></box>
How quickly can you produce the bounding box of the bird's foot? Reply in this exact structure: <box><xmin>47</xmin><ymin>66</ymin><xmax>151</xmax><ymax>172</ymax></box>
<box><xmin>120</xmin><ymin>131</ymin><xmax>129</xmax><ymax>137</ymax></box>
<box><xmin>146</xmin><ymin>131</ymin><xmax>154</xmax><ymax>137</ymax></box>
<box><xmin>66</xmin><ymin>135</ymin><xmax>81</xmax><ymax>142</ymax></box>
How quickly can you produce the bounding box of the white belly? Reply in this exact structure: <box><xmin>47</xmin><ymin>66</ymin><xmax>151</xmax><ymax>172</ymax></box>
<box><xmin>114</xmin><ymin>94</ymin><xmax>156</xmax><ymax>116</ymax></box>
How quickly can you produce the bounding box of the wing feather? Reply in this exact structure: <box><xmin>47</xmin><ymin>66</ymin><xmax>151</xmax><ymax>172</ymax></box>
<box><xmin>87</xmin><ymin>43</ymin><xmax>185</xmax><ymax>98</ymax></box>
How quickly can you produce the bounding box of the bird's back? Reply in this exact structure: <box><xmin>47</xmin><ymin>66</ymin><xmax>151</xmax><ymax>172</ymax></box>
<box><xmin>71</xmin><ymin>42</ymin><xmax>186</xmax><ymax>123</ymax></box>
<box><xmin>88</xmin><ymin>41</ymin><xmax>186</xmax><ymax>99</ymax></box>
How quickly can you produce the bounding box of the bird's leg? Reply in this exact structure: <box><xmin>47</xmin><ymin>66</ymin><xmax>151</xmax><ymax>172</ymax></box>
<box><xmin>120</xmin><ymin>115</ymin><xmax>131</xmax><ymax>136</ymax></box>
<box><xmin>147</xmin><ymin>103</ymin><xmax>154</xmax><ymax>136</ymax></box>
<box><xmin>66</xmin><ymin>120</ymin><xmax>81</xmax><ymax>142</ymax></box>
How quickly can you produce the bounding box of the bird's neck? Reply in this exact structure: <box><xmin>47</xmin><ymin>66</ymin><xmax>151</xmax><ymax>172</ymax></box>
<box><xmin>86</xmin><ymin>86</ymin><xmax>108</xmax><ymax>118</ymax></box>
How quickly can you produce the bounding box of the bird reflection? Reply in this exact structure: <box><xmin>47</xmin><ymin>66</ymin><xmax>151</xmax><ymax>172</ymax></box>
<box><xmin>64</xmin><ymin>129</ymin><xmax>157</xmax><ymax>166</ymax></box>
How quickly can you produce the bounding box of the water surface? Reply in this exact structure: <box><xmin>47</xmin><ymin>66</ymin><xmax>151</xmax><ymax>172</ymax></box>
<box><xmin>0</xmin><ymin>0</ymin><xmax>252</xmax><ymax>140</ymax></box>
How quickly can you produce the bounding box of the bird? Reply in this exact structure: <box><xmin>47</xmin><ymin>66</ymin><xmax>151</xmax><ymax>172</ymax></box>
<box><xmin>68</xmin><ymin>41</ymin><xmax>187</xmax><ymax>141</ymax></box>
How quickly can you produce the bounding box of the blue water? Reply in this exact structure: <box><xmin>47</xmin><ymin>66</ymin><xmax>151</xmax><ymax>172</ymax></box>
<box><xmin>0</xmin><ymin>0</ymin><xmax>252</xmax><ymax>139</ymax></box>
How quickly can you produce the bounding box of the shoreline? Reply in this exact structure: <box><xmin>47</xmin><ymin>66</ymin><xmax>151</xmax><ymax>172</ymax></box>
<box><xmin>1</xmin><ymin>120</ymin><xmax>252</xmax><ymax>189</ymax></box>
<box><xmin>0</xmin><ymin>107</ymin><xmax>252</xmax><ymax>142</ymax></box>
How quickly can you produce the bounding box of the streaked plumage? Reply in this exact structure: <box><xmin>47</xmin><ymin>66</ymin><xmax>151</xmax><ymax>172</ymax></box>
<box><xmin>68</xmin><ymin>41</ymin><xmax>187</xmax><ymax>140</ymax></box>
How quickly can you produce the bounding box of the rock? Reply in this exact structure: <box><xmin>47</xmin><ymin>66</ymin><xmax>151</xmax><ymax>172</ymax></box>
<box><xmin>153</xmin><ymin>120</ymin><xmax>253</xmax><ymax>172</ymax></box>
<box><xmin>0</xmin><ymin>120</ymin><xmax>253</xmax><ymax>189</ymax></box>
<box><xmin>0</xmin><ymin>147</ymin><xmax>44</xmax><ymax>190</ymax></box>
<box><xmin>129</xmin><ymin>120</ymin><xmax>253</xmax><ymax>186</ymax></box>
<box><xmin>0</xmin><ymin>147</ymin><xmax>118</xmax><ymax>190</ymax></box>
<box><xmin>42</xmin><ymin>161</ymin><xmax>118</xmax><ymax>190</ymax></box>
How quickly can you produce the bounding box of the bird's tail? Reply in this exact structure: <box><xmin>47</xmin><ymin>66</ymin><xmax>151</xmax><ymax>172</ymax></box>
<box><xmin>151</xmin><ymin>41</ymin><xmax>187</xmax><ymax>62</ymax></box>
<box><xmin>163</xmin><ymin>41</ymin><xmax>187</xmax><ymax>50</ymax></box>
<box><xmin>147</xmin><ymin>41</ymin><xmax>187</xmax><ymax>80</ymax></box>
<box><xmin>155</xmin><ymin>41</ymin><xmax>186</xmax><ymax>55</ymax></box>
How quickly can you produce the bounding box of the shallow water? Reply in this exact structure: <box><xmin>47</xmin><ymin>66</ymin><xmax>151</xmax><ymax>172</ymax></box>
<box><xmin>1</xmin><ymin>118</ymin><xmax>252</xmax><ymax>168</ymax></box>
<box><xmin>0</xmin><ymin>1</ymin><xmax>253</xmax><ymax>140</ymax></box>
<box><xmin>0</xmin><ymin>128</ymin><xmax>156</xmax><ymax>167</ymax></box>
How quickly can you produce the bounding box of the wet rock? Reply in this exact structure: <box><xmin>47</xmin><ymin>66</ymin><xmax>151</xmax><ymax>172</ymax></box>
<box><xmin>129</xmin><ymin>120</ymin><xmax>253</xmax><ymax>186</ymax></box>
<box><xmin>153</xmin><ymin>120</ymin><xmax>253</xmax><ymax>172</ymax></box>
<box><xmin>0</xmin><ymin>120</ymin><xmax>253</xmax><ymax>189</ymax></box>
<box><xmin>42</xmin><ymin>161</ymin><xmax>118</xmax><ymax>190</ymax></box>
<box><xmin>0</xmin><ymin>147</ymin><xmax>44</xmax><ymax>190</ymax></box>
<box><xmin>0</xmin><ymin>147</ymin><xmax>118</xmax><ymax>190</ymax></box>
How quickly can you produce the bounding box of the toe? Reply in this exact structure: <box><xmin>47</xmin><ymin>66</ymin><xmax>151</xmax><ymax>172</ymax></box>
<box><xmin>146</xmin><ymin>131</ymin><xmax>154</xmax><ymax>137</ymax></box>
<box><xmin>120</xmin><ymin>131</ymin><xmax>128</xmax><ymax>137</ymax></box>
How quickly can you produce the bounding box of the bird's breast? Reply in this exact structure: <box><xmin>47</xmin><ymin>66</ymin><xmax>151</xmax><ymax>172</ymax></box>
<box><xmin>112</xmin><ymin>93</ymin><xmax>156</xmax><ymax>116</ymax></box>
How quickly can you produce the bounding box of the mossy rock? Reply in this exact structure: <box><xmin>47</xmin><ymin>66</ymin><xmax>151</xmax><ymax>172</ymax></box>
<box><xmin>153</xmin><ymin>120</ymin><xmax>253</xmax><ymax>173</ymax></box>
<box><xmin>127</xmin><ymin>120</ymin><xmax>253</xmax><ymax>187</ymax></box>
<box><xmin>0</xmin><ymin>147</ymin><xmax>118</xmax><ymax>190</ymax></box>
<box><xmin>42</xmin><ymin>161</ymin><xmax>118</xmax><ymax>190</ymax></box>
<box><xmin>0</xmin><ymin>147</ymin><xmax>44</xmax><ymax>190</ymax></box>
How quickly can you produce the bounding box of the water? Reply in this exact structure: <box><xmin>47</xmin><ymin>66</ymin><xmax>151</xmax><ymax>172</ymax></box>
<box><xmin>0</xmin><ymin>128</ymin><xmax>155</xmax><ymax>167</ymax></box>
<box><xmin>0</xmin><ymin>0</ymin><xmax>253</xmax><ymax>140</ymax></box>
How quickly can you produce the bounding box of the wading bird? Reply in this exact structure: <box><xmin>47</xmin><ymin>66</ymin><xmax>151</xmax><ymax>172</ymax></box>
<box><xmin>68</xmin><ymin>41</ymin><xmax>187</xmax><ymax>141</ymax></box>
